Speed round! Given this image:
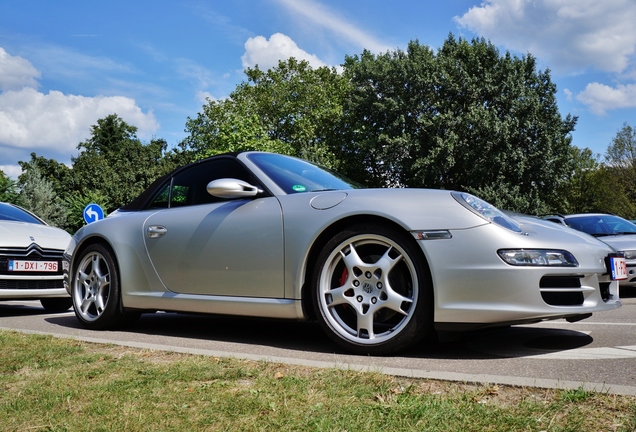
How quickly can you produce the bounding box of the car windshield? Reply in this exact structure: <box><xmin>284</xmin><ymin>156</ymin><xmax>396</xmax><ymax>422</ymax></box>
<box><xmin>0</xmin><ymin>203</ymin><xmax>45</xmax><ymax>225</ymax></box>
<box><xmin>247</xmin><ymin>153</ymin><xmax>360</xmax><ymax>194</ymax></box>
<box><xmin>565</xmin><ymin>215</ymin><xmax>636</xmax><ymax>236</ymax></box>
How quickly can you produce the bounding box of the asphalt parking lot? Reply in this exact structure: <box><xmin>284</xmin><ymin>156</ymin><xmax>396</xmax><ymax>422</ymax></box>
<box><xmin>2</xmin><ymin>290</ymin><xmax>636</xmax><ymax>395</ymax></box>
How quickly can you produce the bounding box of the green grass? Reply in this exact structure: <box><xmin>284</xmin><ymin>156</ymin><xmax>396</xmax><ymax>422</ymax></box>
<box><xmin>1</xmin><ymin>330</ymin><xmax>635</xmax><ymax>431</ymax></box>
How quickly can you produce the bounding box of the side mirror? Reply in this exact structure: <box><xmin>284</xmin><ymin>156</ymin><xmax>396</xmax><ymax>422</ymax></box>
<box><xmin>206</xmin><ymin>178</ymin><xmax>261</xmax><ymax>198</ymax></box>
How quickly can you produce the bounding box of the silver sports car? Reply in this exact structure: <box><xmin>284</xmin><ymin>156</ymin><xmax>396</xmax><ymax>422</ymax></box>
<box><xmin>65</xmin><ymin>152</ymin><xmax>623</xmax><ymax>354</ymax></box>
<box><xmin>1</xmin><ymin>202</ymin><xmax>72</xmax><ymax>311</ymax></box>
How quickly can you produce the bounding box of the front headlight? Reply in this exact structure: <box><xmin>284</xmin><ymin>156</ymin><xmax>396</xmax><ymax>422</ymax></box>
<box><xmin>498</xmin><ymin>249</ymin><xmax>579</xmax><ymax>267</ymax></box>
<box><xmin>452</xmin><ymin>192</ymin><xmax>522</xmax><ymax>233</ymax></box>
<box><xmin>621</xmin><ymin>250</ymin><xmax>636</xmax><ymax>260</ymax></box>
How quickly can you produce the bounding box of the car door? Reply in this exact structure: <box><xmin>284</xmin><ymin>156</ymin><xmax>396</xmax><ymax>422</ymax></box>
<box><xmin>142</xmin><ymin>157</ymin><xmax>284</xmax><ymax>298</ymax></box>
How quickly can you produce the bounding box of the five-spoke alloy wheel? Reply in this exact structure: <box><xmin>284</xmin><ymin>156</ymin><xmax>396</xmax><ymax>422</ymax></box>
<box><xmin>313</xmin><ymin>224</ymin><xmax>432</xmax><ymax>355</ymax></box>
<box><xmin>72</xmin><ymin>243</ymin><xmax>127</xmax><ymax>329</ymax></box>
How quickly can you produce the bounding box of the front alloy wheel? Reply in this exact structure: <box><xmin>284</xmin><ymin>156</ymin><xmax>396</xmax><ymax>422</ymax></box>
<box><xmin>72</xmin><ymin>243</ymin><xmax>125</xmax><ymax>329</ymax></box>
<box><xmin>313</xmin><ymin>224</ymin><xmax>432</xmax><ymax>355</ymax></box>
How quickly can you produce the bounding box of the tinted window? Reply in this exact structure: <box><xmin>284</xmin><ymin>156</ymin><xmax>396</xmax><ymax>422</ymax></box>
<box><xmin>149</xmin><ymin>157</ymin><xmax>258</xmax><ymax>209</ymax></box>
<box><xmin>247</xmin><ymin>153</ymin><xmax>359</xmax><ymax>194</ymax></box>
<box><xmin>0</xmin><ymin>203</ymin><xmax>44</xmax><ymax>225</ymax></box>
<box><xmin>565</xmin><ymin>215</ymin><xmax>636</xmax><ymax>236</ymax></box>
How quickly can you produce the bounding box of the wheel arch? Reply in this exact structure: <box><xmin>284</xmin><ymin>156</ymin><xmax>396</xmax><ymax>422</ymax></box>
<box><xmin>71</xmin><ymin>235</ymin><xmax>119</xmax><ymax>278</ymax></box>
<box><xmin>69</xmin><ymin>236</ymin><xmax>119</xmax><ymax>275</ymax></box>
<box><xmin>300</xmin><ymin>215</ymin><xmax>433</xmax><ymax>321</ymax></box>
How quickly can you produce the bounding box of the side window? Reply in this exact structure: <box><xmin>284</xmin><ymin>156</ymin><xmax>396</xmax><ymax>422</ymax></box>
<box><xmin>149</xmin><ymin>158</ymin><xmax>257</xmax><ymax>208</ymax></box>
<box><xmin>170</xmin><ymin>185</ymin><xmax>189</xmax><ymax>207</ymax></box>
<box><xmin>148</xmin><ymin>184</ymin><xmax>171</xmax><ymax>208</ymax></box>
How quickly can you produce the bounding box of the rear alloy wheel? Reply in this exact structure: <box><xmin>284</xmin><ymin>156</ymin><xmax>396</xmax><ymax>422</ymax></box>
<box><xmin>72</xmin><ymin>243</ymin><xmax>129</xmax><ymax>329</ymax></box>
<box><xmin>312</xmin><ymin>224</ymin><xmax>432</xmax><ymax>355</ymax></box>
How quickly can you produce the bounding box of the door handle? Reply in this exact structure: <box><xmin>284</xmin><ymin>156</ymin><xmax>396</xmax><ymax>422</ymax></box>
<box><xmin>147</xmin><ymin>225</ymin><xmax>167</xmax><ymax>238</ymax></box>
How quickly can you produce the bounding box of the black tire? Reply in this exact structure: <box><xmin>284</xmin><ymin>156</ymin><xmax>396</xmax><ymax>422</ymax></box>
<box><xmin>312</xmin><ymin>223</ymin><xmax>433</xmax><ymax>355</ymax></box>
<box><xmin>40</xmin><ymin>297</ymin><xmax>73</xmax><ymax>312</ymax></box>
<box><xmin>71</xmin><ymin>243</ymin><xmax>134</xmax><ymax>329</ymax></box>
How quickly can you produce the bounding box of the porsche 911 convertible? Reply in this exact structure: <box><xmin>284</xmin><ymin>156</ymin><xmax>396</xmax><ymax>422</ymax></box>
<box><xmin>64</xmin><ymin>152</ymin><xmax>623</xmax><ymax>354</ymax></box>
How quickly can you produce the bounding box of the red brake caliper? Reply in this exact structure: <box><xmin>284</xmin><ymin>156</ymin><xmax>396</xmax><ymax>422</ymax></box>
<box><xmin>339</xmin><ymin>267</ymin><xmax>348</xmax><ymax>287</ymax></box>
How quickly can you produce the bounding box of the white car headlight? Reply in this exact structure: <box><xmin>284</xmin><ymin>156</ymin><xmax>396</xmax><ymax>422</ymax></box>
<box><xmin>620</xmin><ymin>250</ymin><xmax>636</xmax><ymax>260</ymax></box>
<box><xmin>498</xmin><ymin>249</ymin><xmax>579</xmax><ymax>267</ymax></box>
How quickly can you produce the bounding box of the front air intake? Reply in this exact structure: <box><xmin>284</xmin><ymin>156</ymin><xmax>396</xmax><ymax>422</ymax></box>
<box><xmin>539</xmin><ymin>276</ymin><xmax>584</xmax><ymax>306</ymax></box>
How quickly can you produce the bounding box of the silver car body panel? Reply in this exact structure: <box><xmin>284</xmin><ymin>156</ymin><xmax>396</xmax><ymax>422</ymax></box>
<box><xmin>66</xmin><ymin>152</ymin><xmax>621</xmax><ymax>328</ymax></box>
<box><xmin>142</xmin><ymin>197</ymin><xmax>284</xmax><ymax>298</ymax></box>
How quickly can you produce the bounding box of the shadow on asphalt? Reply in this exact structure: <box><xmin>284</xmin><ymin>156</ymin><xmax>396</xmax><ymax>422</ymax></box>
<box><xmin>0</xmin><ymin>303</ymin><xmax>72</xmax><ymax>317</ymax></box>
<box><xmin>0</xmin><ymin>301</ymin><xmax>598</xmax><ymax>361</ymax></box>
<box><xmin>32</xmin><ymin>310</ymin><xmax>595</xmax><ymax>361</ymax></box>
<box><xmin>620</xmin><ymin>288</ymin><xmax>636</xmax><ymax>298</ymax></box>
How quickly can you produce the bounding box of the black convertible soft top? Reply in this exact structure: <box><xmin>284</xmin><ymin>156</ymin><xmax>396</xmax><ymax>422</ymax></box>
<box><xmin>118</xmin><ymin>152</ymin><xmax>244</xmax><ymax>211</ymax></box>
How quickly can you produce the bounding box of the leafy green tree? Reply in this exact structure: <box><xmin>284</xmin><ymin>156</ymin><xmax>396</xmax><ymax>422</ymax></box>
<box><xmin>603</xmin><ymin>122</ymin><xmax>636</xmax><ymax>217</ymax></box>
<box><xmin>340</xmin><ymin>36</ymin><xmax>577</xmax><ymax>214</ymax></box>
<box><xmin>588</xmin><ymin>166</ymin><xmax>636</xmax><ymax>217</ymax></box>
<box><xmin>17</xmin><ymin>115</ymin><xmax>172</xmax><ymax>230</ymax></box>
<box><xmin>0</xmin><ymin>170</ymin><xmax>19</xmax><ymax>203</ymax></box>
<box><xmin>178</xmin><ymin>99</ymin><xmax>292</xmax><ymax>162</ymax></box>
<box><xmin>606</xmin><ymin>123</ymin><xmax>636</xmax><ymax>171</ymax></box>
<box><xmin>63</xmin><ymin>190</ymin><xmax>109</xmax><ymax>233</ymax></box>
<box><xmin>18</xmin><ymin>153</ymin><xmax>72</xmax><ymax>200</ymax></box>
<box><xmin>69</xmin><ymin>114</ymin><xmax>172</xmax><ymax>212</ymax></box>
<box><xmin>179</xmin><ymin>58</ymin><xmax>348</xmax><ymax>168</ymax></box>
<box><xmin>338</xmin><ymin>44</ymin><xmax>437</xmax><ymax>187</ymax></box>
<box><xmin>554</xmin><ymin>146</ymin><xmax>602</xmax><ymax>214</ymax></box>
<box><xmin>17</xmin><ymin>163</ymin><xmax>68</xmax><ymax>228</ymax></box>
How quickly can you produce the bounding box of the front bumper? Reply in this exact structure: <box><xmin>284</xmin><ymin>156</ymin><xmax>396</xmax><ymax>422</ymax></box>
<box><xmin>416</xmin><ymin>223</ymin><xmax>622</xmax><ymax>329</ymax></box>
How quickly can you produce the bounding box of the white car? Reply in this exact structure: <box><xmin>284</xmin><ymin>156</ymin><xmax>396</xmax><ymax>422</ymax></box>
<box><xmin>0</xmin><ymin>202</ymin><xmax>72</xmax><ymax>311</ymax></box>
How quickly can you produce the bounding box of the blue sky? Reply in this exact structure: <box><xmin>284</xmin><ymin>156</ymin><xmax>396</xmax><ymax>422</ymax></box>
<box><xmin>1</xmin><ymin>0</ymin><xmax>635</xmax><ymax>178</ymax></box>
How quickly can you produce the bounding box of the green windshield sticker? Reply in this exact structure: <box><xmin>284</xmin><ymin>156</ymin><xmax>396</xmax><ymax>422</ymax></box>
<box><xmin>292</xmin><ymin>185</ymin><xmax>307</xmax><ymax>192</ymax></box>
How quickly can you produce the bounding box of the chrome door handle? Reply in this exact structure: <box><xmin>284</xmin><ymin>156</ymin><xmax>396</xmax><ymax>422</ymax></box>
<box><xmin>147</xmin><ymin>225</ymin><xmax>167</xmax><ymax>238</ymax></box>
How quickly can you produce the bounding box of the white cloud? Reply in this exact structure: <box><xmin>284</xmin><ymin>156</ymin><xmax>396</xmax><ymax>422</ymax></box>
<box><xmin>274</xmin><ymin>0</ymin><xmax>392</xmax><ymax>54</ymax></box>
<box><xmin>196</xmin><ymin>90</ymin><xmax>215</xmax><ymax>104</ymax></box>
<box><xmin>175</xmin><ymin>58</ymin><xmax>217</xmax><ymax>90</ymax></box>
<box><xmin>242</xmin><ymin>1</ymin><xmax>393</xmax><ymax>72</ymax></box>
<box><xmin>0</xmin><ymin>48</ymin><xmax>41</xmax><ymax>91</ymax></box>
<box><xmin>0</xmin><ymin>164</ymin><xmax>22</xmax><ymax>179</ymax></box>
<box><xmin>576</xmin><ymin>82</ymin><xmax>636</xmax><ymax>115</ymax></box>
<box><xmin>0</xmin><ymin>47</ymin><xmax>159</xmax><ymax>160</ymax></box>
<box><xmin>0</xmin><ymin>87</ymin><xmax>158</xmax><ymax>151</ymax></box>
<box><xmin>241</xmin><ymin>33</ymin><xmax>326</xmax><ymax>70</ymax></box>
<box><xmin>455</xmin><ymin>0</ymin><xmax>636</xmax><ymax>74</ymax></box>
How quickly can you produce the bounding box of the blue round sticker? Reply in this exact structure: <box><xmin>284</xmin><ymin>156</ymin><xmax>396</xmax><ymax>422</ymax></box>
<box><xmin>292</xmin><ymin>184</ymin><xmax>307</xmax><ymax>192</ymax></box>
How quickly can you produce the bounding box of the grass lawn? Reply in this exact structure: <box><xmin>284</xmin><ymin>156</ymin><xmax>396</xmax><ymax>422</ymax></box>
<box><xmin>1</xmin><ymin>330</ymin><xmax>635</xmax><ymax>431</ymax></box>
